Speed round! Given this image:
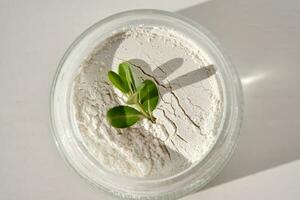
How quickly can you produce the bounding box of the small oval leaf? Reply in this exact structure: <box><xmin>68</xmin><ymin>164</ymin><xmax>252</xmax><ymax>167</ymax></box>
<box><xmin>138</xmin><ymin>80</ymin><xmax>159</xmax><ymax>113</ymax></box>
<box><xmin>108</xmin><ymin>71</ymin><xmax>129</xmax><ymax>94</ymax></box>
<box><xmin>107</xmin><ymin>106</ymin><xmax>142</xmax><ymax>128</ymax></box>
<box><xmin>118</xmin><ymin>62</ymin><xmax>136</xmax><ymax>93</ymax></box>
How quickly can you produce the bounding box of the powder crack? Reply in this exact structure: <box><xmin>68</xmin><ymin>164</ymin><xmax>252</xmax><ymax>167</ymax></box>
<box><xmin>129</xmin><ymin>61</ymin><xmax>201</xmax><ymax>130</ymax></box>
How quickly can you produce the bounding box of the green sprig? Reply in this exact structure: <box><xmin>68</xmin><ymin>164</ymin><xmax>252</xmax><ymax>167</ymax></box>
<box><xmin>106</xmin><ymin>61</ymin><xmax>159</xmax><ymax>128</ymax></box>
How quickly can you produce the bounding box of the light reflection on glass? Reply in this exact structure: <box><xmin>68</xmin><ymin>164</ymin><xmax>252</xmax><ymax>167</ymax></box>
<box><xmin>241</xmin><ymin>72</ymin><xmax>266</xmax><ymax>86</ymax></box>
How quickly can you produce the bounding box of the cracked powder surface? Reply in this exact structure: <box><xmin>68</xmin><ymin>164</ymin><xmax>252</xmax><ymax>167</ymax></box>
<box><xmin>72</xmin><ymin>25</ymin><xmax>223</xmax><ymax>177</ymax></box>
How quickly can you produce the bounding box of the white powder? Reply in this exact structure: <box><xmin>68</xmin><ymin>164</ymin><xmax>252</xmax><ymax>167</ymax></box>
<box><xmin>72</xmin><ymin>25</ymin><xmax>223</xmax><ymax>177</ymax></box>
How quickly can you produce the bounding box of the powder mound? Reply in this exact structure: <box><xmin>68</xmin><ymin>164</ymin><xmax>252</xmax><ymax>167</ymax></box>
<box><xmin>72</xmin><ymin>25</ymin><xmax>223</xmax><ymax>177</ymax></box>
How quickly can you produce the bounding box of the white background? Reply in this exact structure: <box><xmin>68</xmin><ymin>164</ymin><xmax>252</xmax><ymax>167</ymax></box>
<box><xmin>1</xmin><ymin>0</ymin><xmax>300</xmax><ymax>199</ymax></box>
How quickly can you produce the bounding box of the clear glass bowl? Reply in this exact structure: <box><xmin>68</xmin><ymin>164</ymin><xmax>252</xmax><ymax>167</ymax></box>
<box><xmin>50</xmin><ymin>9</ymin><xmax>243</xmax><ymax>200</ymax></box>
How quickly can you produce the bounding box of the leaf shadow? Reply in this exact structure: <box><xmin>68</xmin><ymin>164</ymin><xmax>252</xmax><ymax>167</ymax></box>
<box><xmin>128</xmin><ymin>58</ymin><xmax>216</xmax><ymax>96</ymax></box>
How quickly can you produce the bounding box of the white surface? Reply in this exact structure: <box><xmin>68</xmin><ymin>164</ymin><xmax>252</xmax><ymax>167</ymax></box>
<box><xmin>181</xmin><ymin>160</ymin><xmax>300</xmax><ymax>200</ymax></box>
<box><xmin>1</xmin><ymin>0</ymin><xmax>300</xmax><ymax>199</ymax></box>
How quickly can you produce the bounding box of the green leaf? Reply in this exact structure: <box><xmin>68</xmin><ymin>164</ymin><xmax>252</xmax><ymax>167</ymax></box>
<box><xmin>118</xmin><ymin>62</ymin><xmax>136</xmax><ymax>93</ymax></box>
<box><xmin>126</xmin><ymin>82</ymin><xmax>148</xmax><ymax>105</ymax></box>
<box><xmin>108</xmin><ymin>71</ymin><xmax>129</xmax><ymax>94</ymax></box>
<box><xmin>107</xmin><ymin>106</ymin><xmax>142</xmax><ymax>128</ymax></box>
<box><xmin>138</xmin><ymin>80</ymin><xmax>159</xmax><ymax>113</ymax></box>
<box><xmin>126</xmin><ymin>92</ymin><xmax>139</xmax><ymax>105</ymax></box>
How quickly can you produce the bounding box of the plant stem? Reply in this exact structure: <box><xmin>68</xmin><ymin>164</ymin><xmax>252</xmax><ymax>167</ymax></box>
<box><xmin>126</xmin><ymin>92</ymin><xmax>156</xmax><ymax>123</ymax></box>
<box><xmin>135</xmin><ymin>103</ymin><xmax>156</xmax><ymax>123</ymax></box>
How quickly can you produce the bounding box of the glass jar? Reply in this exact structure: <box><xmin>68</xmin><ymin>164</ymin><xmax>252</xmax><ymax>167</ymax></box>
<box><xmin>50</xmin><ymin>9</ymin><xmax>243</xmax><ymax>200</ymax></box>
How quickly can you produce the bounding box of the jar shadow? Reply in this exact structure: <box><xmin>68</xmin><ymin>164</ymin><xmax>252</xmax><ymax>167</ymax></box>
<box><xmin>177</xmin><ymin>0</ymin><xmax>300</xmax><ymax>192</ymax></box>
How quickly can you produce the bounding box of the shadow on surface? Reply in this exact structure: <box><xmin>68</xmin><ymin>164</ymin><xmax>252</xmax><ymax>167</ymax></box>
<box><xmin>128</xmin><ymin>58</ymin><xmax>215</xmax><ymax>96</ymax></box>
<box><xmin>178</xmin><ymin>0</ymin><xmax>300</xmax><ymax>191</ymax></box>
